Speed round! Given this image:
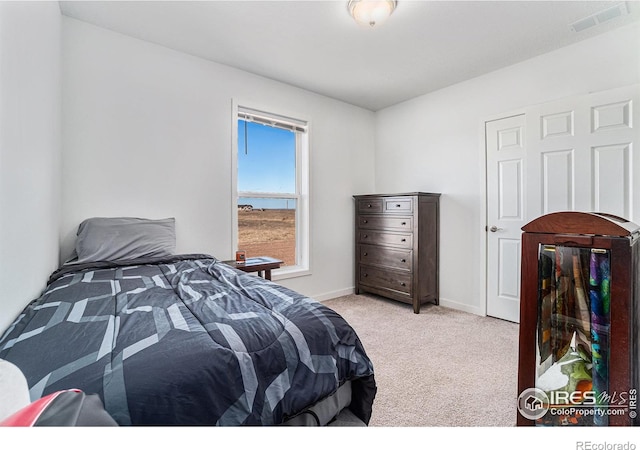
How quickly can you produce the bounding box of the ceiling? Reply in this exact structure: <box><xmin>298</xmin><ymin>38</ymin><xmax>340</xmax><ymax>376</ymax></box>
<box><xmin>58</xmin><ymin>1</ymin><xmax>640</xmax><ymax>111</ymax></box>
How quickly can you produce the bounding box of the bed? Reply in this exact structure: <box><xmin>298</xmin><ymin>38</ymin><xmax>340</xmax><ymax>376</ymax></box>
<box><xmin>0</xmin><ymin>217</ymin><xmax>376</xmax><ymax>426</ymax></box>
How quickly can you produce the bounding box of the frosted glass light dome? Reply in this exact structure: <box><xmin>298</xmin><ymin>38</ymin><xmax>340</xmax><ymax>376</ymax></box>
<box><xmin>348</xmin><ymin>0</ymin><xmax>397</xmax><ymax>27</ymax></box>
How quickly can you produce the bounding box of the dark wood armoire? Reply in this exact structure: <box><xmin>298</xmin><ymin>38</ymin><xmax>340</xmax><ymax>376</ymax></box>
<box><xmin>517</xmin><ymin>211</ymin><xmax>639</xmax><ymax>426</ymax></box>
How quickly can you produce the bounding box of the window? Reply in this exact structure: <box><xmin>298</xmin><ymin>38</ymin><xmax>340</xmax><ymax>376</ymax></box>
<box><xmin>232</xmin><ymin>104</ymin><xmax>309</xmax><ymax>277</ymax></box>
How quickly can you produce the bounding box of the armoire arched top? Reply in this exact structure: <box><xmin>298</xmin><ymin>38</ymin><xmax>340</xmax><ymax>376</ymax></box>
<box><xmin>522</xmin><ymin>211</ymin><xmax>639</xmax><ymax>237</ymax></box>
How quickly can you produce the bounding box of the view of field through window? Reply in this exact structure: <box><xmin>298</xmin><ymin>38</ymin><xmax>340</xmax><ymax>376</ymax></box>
<box><xmin>237</xmin><ymin>117</ymin><xmax>298</xmax><ymax>267</ymax></box>
<box><xmin>237</xmin><ymin>201</ymin><xmax>296</xmax><ymax>266</ymax></box>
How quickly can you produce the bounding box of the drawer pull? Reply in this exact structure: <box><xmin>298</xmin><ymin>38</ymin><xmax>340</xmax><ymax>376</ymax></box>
<box><xmin>367</xmin><ymin>204</ymin><xmax>372</xmax><ymax>208</ymax></box>
<box><xmin>396</xmin><ymin>204</ymin><xmax>401</xmax><ymax>207</ymax></box>
<box><xmin>363</xmin><ymin>273</ymin><xmax>368</xmax><ymax>277</ymax></box>
<box><xmin>400</xmin><ymin>282</ymin><xmax>406</xmax><ymax>286</ymax></box>
<box><xmin>401</xmin><ymin>222</ymin><xmax>406</xmax><ymax>225</ymax></box>
<box><xmin>401</xmin><ymin>238</ymin><xmax>406</xmax><ymax>242</ymax></box>
<box><xmin>401</xmin><ymin>259</ymin><xmax>406</xmax><ymax>263</ymax></box>
<box><xmin>363</xmin><ymin>234</ymin><xmax>368</xmax><ymax>238</ymax></box>
<box><xmin>363</xmin><ymin>220</ymin><xmax>368</xmax><ymax>223</ymax></box>
<box><xmin>363</xmin><ymin>252</ymin><xmax>368</xmax><ymax>256</ymax></box>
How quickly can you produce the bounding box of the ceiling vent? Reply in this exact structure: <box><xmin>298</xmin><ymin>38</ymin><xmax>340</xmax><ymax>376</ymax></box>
<box><xmin>571</xmin><ymin>2</ymin><xmax>630</xmax><ymax>32</ymax></box>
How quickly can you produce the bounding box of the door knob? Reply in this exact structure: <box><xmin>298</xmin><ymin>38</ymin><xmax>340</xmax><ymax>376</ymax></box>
<box><xmin>489</xmin><ymin>225</ymin><xmax>503</xmax><ymax>232</ymax></box>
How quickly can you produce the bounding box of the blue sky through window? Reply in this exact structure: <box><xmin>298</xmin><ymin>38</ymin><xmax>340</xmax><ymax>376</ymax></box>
<box><xmin>238</xmin><ymin>120</ymin><xmax>296</xmax><ymax>208</ymax></box>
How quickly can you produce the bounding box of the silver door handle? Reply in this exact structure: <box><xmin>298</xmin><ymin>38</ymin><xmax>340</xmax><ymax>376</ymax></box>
<box><xmin>489</xmin><ymin>225</ymin><xmax>503</xmax><ymax>232</ymax></box>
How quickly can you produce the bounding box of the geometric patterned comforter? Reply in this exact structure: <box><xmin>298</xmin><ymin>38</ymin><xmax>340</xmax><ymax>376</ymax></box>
<box><xmin>0</xmin><ymin>254</ymin><xmax>376</xmax><ymax>425</ymax></box>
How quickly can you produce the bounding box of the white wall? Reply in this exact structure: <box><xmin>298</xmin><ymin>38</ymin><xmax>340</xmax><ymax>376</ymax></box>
<box><xmin>3</xmin><ymin>8</ymin><xmax>636</xmax><ymax>336</ymax></box>
<box><xmin>375</xmin><ymin>22</ymin><xmax>640</xmax><ymax>316</ymax></box>
<box><xmin>61</xmin><ymin>17</ymin><xmax>375</xmax><ymax>301</ymax></box>
<box><xmin>0</xmin><ymin>2</ymin><xmax>61</xmax><ymax>333</ymax></box>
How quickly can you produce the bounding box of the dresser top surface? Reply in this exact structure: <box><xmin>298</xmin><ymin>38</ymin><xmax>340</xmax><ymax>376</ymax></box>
<box><xmin>353</xmin><ymin>192</ymin><xmax>441</xmax><ymax>198</ymax></box>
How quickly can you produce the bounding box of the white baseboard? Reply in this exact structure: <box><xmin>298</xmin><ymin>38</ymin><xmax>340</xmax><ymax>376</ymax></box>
<box><xmin>312</xmin><ymin>287</ymin><xmax>355</xmax><ymax>302</ymax></box>
<box><xmin>438</xmin><ymin>297</ymin><xmax>485</xmax><ymax>317</ymax></box>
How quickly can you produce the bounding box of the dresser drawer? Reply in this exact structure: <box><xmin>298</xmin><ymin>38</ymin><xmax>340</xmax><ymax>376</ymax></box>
<box><xmin>357</xmin><ymin>215</ymin><xmax>413</xmax><ymax>231</ymax></box>
<box><xmin>359</xmin><ymin>244</ymin><xmax>412</xmax><ymax>271</ymax></box>
<box><xmin>358</xmin><ymin>230</ymin><xmax>413</xmax><ymax>249</ymax></box>
<box><xmin>359</xmin><ymin>265</ymin><xmax>411</xmax><ymax>294</ymax></box>
<box><xmin>357</xmin><ymin>198</ymin><xmax>383</xmax><ymax>213</ymax></box>
<box><xmin>384</xmin><ymin>197</ymin><xmax>413</xmax><ymax>213</ymax></box>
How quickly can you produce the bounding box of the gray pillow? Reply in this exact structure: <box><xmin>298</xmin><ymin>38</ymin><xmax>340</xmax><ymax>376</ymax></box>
<box><xmin>70</xmin><ymin>217</ymin><xmax>176</xmax><ymax>264</ymax></box>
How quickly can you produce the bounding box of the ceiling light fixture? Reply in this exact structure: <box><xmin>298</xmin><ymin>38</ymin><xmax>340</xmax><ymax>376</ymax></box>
<box><xmin>348</xmin><ymin>0</ymin><xmax>397</xmax><ymax>27</ymax></box>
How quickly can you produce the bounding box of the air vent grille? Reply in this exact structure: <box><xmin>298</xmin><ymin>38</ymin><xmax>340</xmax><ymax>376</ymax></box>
<box><xmin>571</xmin><ymin>2</ymin><xmax>629</xmax><ymax>32</ymax></box>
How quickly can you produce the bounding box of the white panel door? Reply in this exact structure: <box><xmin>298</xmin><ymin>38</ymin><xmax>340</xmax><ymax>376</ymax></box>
<box><xmin>588</xmin><ymin>87</ymin><xmax>638</xmax><ymax>219</ymax></box>
<box><xmin>486</xmin><ymin>84</ymin><xmax>639</xmax><ymax>323</ymax></box>
<box><xmin>486</xmin><ymin>114</ymin><xmax>526</xmax><ymax>323</ymax></box>
<box><xmin>526</xmin><ymin>84</ymin><xmax>639</xmax><ymax>220</ymax></box>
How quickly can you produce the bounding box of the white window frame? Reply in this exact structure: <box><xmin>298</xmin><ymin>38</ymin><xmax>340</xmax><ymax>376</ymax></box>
<box><xmin>231</xmin><ymin>100</ymin><xmax>310</xmax><ymax>279</ymax></box>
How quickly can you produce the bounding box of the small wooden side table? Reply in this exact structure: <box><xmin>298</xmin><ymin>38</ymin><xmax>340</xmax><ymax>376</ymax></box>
<box><xmin>222</xmin><ymin>256</ymin><xmax>283</xmax><ymax>280</ymax></box>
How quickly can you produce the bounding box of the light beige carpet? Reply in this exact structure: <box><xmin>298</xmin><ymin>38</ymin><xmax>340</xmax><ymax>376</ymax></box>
<box><xmin>323</xmin><ymin>293</ymin><xmax>520</xmax><ymax>427</ymax></box>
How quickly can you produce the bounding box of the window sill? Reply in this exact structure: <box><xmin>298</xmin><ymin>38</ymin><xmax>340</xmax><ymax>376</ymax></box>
<box><xmin>272</xmin><ymin>265</ymin><xmax>311</xmax><ymax>281</ymax></box>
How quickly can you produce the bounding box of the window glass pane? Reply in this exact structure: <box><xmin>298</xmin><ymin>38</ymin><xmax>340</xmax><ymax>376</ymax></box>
<box><xmin>238</xmin><ymin>120</ymin><xmax>296</xmax><ymax>194</ymax></box>
<box><xmin>237</xmin><ymin>197</ymin><xmax>296</xmax><ymax>267</ymax></box>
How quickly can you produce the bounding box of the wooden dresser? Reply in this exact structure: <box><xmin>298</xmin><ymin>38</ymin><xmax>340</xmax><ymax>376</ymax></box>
<box><xmin>353</xmin><ymin>192</ymin><xmax>440</xmax><ymax>313</ymax></box>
